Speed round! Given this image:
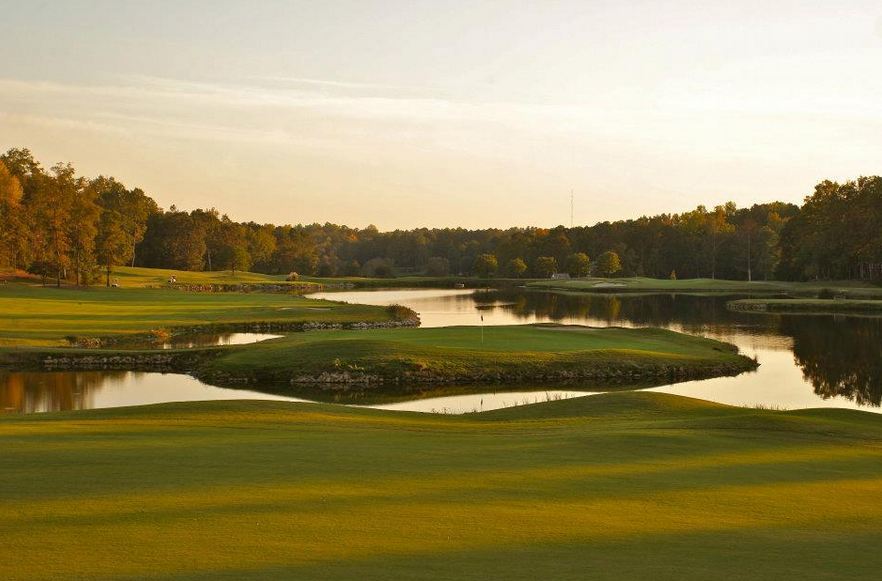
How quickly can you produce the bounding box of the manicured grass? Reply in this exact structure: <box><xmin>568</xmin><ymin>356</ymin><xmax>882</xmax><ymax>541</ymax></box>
<box><xmin>111</xmin><ymin>266</ymin><xmax>531</xmax><ymax>289</ymax></box>
<box><xmin>2</xmin><ymin>393</ymin><xmax>882</xmax><ymax>580</ymax></box>
<box><xmin>303</xmin><ymin>274</ymin><xmax>538</xmax><ymax>288</ymax></box>
<box><xmin>729</xmin><ymin>298</ymin><xmax>882</xmax><ymax>314</ymax></box>
<box><xmin>0</xmin><ymin>283</ymin><xmax>396</xmax><ymax>346</ymax></box>
<box><xmin>112</xmin><ymin>265</ymin><xmax>291</xmax><ymax>287</ymax></box>
<box><xmin>528</xmin><ymin>276</ymin><xmax>882</xmax><ymax>295</ymax></box>
<box><xmin>198</xmin><ymin>324</ymin><xmax>756</xmax><ymax>384</ymax></box>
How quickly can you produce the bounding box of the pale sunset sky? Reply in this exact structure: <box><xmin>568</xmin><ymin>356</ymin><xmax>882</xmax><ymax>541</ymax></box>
<box><xmin>1</xmin><ymin>0</ymin><xmax>880</xmax><ymax>229</ymax></box>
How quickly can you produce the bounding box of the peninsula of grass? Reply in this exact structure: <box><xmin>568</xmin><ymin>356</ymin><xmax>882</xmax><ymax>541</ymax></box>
<box><xmin>2</xmin><ymin>392</ymin><xmax>882</xmax><ymax>580</ymax></box>
<box><xmin>196</xmin><ymin>324</ymin><xmax>757</xmax><ymax>386</ymax></box>
<box><xmin>728</xmin><ymin>297</ymin><xmax>882</xmax><ymax>315</ymax></box>
<box><xmin>528</xmin><ymin>276</ymin><xmax>882</xmax><ymax>296</ymax></box>
<box><xmin>0</xmin><ymin>282</ymin><xmax>412</xmax><ymax>347</ymax></box>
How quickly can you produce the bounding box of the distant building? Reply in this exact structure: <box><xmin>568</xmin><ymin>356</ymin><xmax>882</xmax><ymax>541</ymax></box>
<box><xmin>550</xmin><ymin>273</ymin><xmax>571</xmax><ymax>280</ymax></box>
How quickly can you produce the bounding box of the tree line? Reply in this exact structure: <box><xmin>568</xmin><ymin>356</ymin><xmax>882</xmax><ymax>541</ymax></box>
<box><xmin>1</xmin><ymin>147</ymin><xmax>880</xmax><ymax>284</ymax></box>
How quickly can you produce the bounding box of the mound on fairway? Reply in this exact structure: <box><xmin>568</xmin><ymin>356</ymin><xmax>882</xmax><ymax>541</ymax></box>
<box><xmin>198</xmin><ymin>324</ymin><xmax>757</xmax><ymax>386</ymax></box>
<box><xmin>2</xmin><ymin>393</ymin><xmax>882</xmax><ymax>580</ymax></box>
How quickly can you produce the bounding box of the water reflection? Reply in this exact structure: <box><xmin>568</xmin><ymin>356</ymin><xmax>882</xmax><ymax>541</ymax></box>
<box><xmin>122</xmin><ymin>332</ymin><xmax>281</xmax><ymax>350</ymax></box>
<box><xmin>783</xmin><ymin>317</ymin><xmax>882</xmax><ymax>406</ymax></box>
<box><xmin>0</xmin><ymin>371</ymin><xmax>303</xmax><ymax>414</ymax></box>
<box><xmin>0</xmin><ymin>371</ymin><xmax>600</xmax><ymax>415</ymax></box>
<box><xmin>0</xmin><ymin>371</ymin><xmax>120</xmax><ymax>413</ymax></box>
<box><xmin>3</xmin><ymin>289</ymin><xmax>881</xmax><ymax>414</ymax></box>
<box><xmin>314</xmin><ymin>288</ymin><xmax>882</xmax><ymax>411</ymax></box>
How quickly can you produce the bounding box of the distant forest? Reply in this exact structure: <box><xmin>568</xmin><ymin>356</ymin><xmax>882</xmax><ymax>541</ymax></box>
<box><xmin>1</xmin><ymin>147</ymin><xmax>881</xmax><ymax>285</ymax></box>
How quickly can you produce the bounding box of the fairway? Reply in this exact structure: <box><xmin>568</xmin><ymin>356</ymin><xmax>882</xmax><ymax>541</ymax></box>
<box><xmin>2</xmin><ymin>393</ymin><xmax>882</xmax><ymax>580</ymax></box>
<box><xmin>0</xmin><ymin>283</ymin><xmax>400</xmax><ymax>346</ymax></box>
<box><xmin>528</xmin><ymin>276</ymin><xmax>882</xmax><ymax>296</ymax></box>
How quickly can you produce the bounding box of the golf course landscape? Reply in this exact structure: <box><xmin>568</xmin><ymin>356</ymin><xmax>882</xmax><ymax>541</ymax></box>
<box><xmin>2</xmin><ymin>268</ymin><xmax>881</xmax><ymax>579</ymax></box>
<box><xmin>4</xmin><ymin>5</ymin><xmax>882</xmax><ymax>577</ymax></box>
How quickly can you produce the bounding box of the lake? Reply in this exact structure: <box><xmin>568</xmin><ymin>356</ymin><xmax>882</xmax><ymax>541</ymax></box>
<box><xmin>2</xmin><ymin>288</ymin><xmax>880</xmax><ymax>414</ymax></box>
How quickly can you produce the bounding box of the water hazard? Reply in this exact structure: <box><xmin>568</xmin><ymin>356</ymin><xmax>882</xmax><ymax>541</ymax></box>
<box><xmin>2</xmin><ymin>288</ymin><xmax>880</xmax><ymax>414</ymax></box>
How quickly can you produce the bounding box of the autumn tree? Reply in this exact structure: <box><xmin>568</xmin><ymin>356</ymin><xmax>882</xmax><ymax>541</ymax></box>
<box><xmin>565</xmin><ymin>252</ymin><xmax>590</xmax><ymax>277</ymax></box>
<box><xmin>473</xmin><ymin>254</ymin><xmax>498</xmax><ymax>277</ymax></box>
<box><xmin>0</xmin><ymin>161</ymin><xmax>23</xmax><ymax>269</ymax></box>
<box><xmin>507</xmin><ymin>257</ymin><xmax>527</xmax><ymax>278</ymax></box>
<box><xmin>533</xmin><ymin>256</ymin><xmax>557</xmax><ymax>278</ymax></box>
<box><xmin>595</xmin><ymin>251</ymin><xmax>622</xmax><ymax>277</ymax></box>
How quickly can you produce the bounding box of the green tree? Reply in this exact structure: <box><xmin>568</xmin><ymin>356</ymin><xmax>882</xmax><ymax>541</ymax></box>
<box><xmin>507</xmin><ymin>257</ymin><xmax>527</xmax><ymax>278</ymax></box>
<box><xmin>565</xmin><ymin>252</ymin><xmax>590</xmax><ymax>277</ymax></box>
<box><xmin>215</xmin><ymin>219</ymin><xmax>250</xmax><ymax>276</ymax></box>
<box><xmin>595</xmin><ymin>251</ymin><xmax>622</xmax><ymax>277</ymax></box>
<box><xmin>246</xmin><ymin>224</ymin><xmax>277</xmax><ymax>269</ymax></box>
<box><xmin>425</xmin><ymin>256</ymin><xmax>450</xmax><ymax>276</ymax></box>
<box><xmin>28</xmin><ymin>164</ymin><xmax>80</xmax><ymax>286</ymax></box>
<box><xmin>473</xmin><ymin>254</ymin><xmax>498</xmax><ymax>277</ymax></box>
<box><xmin>68</xmin><ymin>174</ymin><xmax>100</xmax><ymax>285</ymax></box>
<box><xmin>95</xmin><ymin>209</ymin><xmax>129</xmax><ymax>287</ymax></box>
<box><xmin>362</xmin><ymin>257</ymin><xmax>394</xmax><ymax>277</ymax></box>
<box><xmin>534</xmin><ymin>256</ymin><xmax>558</xmax><ymax>278</ymax></box>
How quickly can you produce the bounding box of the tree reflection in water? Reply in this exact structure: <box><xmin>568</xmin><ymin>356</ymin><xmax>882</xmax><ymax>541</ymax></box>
<box><xmin>2</xmin><ymin>291</ymin><xmax>881</xmax><ymax>413</ymax></box>
<box><xmin>782</xmin><ymin>316</ymin><xmax>882</xmax><ymax>406</ymax></box>
<box><xmin>0</xmin><ymin>371</ymin><xmax>128</xmax><ymax>413</ymax></box>
<box><xmin>473</xmin><ymin>290</ymin><xmax>882</xmax><ymax>407</ymax></box>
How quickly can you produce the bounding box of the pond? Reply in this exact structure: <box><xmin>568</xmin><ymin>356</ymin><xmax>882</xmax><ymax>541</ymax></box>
<box><xmin>117</xmin><ymin>332</ymin><xmax>282</xmax><ymax>350</ymax></box>
<box><xmin>2</xmin><ymin>288</ymin><xmax>880</xmax><ymax>414</ymax></box>
<box><xmin>312</xmin><ymin>288</ymin><xmax>882</xmax><ymax>413</ymax></box>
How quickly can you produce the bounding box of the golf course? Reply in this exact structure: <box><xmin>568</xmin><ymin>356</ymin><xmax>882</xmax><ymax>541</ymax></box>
<box><xmin>1</xmin><ymin>270</ymin><xmax>880</xmax><ymax>580</ymax></box>
<box><xmin>3</xmin><ymin>393</ymin><xmax>882</xmax><ymax>580</ymax></box>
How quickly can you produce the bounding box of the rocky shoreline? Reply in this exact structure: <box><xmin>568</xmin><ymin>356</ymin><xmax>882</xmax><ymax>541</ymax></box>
<box><xmin>66</xmin><ymin>317</ymin><xmax>420</xmax><ymax>349</ymax></box>
<box><xmin>198</xmin><ymin>358</ymin><xmax>759</xmax><ymax>389</ymax></box>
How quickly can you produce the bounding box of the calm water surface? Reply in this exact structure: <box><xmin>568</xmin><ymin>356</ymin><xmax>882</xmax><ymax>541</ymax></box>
<box><xmin>314</xmin><ymin>288</ymin><xmax>882</xmax><ymax>413</ymax></box>
<box><xmin>2</xmin><ymin>288</ymin><xmax>880</xmax><ymax>414</ymax></box>
<box><xmin>131</xmin><ymin>332</ymin><xmax>282</xmax><ymax>349</ymax></box>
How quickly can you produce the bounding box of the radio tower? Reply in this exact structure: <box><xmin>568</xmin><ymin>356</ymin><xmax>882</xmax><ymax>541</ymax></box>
<box><xmin>570</xmin><ymin>189</ymin><xmax>574</xmax><ymax>228</ymax></box>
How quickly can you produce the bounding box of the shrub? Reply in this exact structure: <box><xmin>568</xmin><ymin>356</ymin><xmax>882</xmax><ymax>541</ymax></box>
<box><xmin>386</xmin><ymin>304</ymin><xmax>418</xmax><ymax>321</ymax></box>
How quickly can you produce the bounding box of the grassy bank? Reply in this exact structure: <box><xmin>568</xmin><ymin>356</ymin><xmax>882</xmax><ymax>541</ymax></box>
<box><xmin>0</xmin><ymin>283</ymin><xmax>404</xmax><ymax>347</ymax></box>
<box><xmin>728</xmin><ymin>298</ymin><xmax>882</xmax><ymax>315</ymax></box>
<box><xmin>528</xmin><ymin>276</ymin><xmax>882</xmax><ymax>296</ymax></box>
<box><xmin>2</xmin><ymin>393</ymin><xmax>882</xmax><ymax>580</ymax></box>
<box><xmin>197</xmin><ymin>324</ymin><xmax>757</xmax><ymax>385</ymax></box>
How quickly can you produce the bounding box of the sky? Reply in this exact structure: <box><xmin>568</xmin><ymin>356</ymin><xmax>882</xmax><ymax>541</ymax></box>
<box><xmin>1</xmin><ymin>0</ymin><xmax>880</xmax><ymax>230</ymax></box>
